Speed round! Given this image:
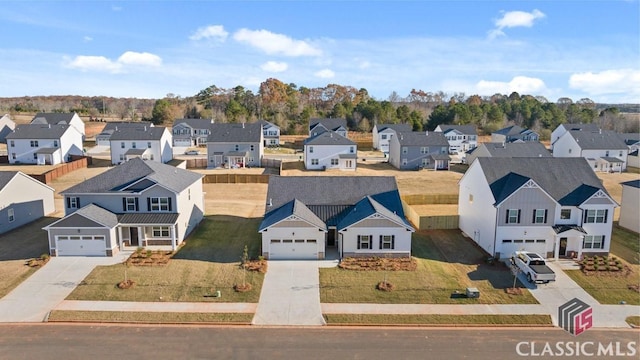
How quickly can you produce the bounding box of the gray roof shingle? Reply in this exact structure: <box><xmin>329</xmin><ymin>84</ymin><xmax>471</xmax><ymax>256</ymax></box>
<box><xmin>173</xmin><ymin>118</ymin><xmax>214</xmax><ymax>129</ymax></box>
<box><xmin>621</xmin><ymin>179</ymin><xmax>640</xmax><ymax>189</ymax></box>
<box><xmin>481</xmin><ymin>142</ymin><xmax>551</xmax><ymax>157</ymax></box>
<box><xmin>437</xmin><ymin>125</ymin><xmax>477</xmax><ymax>135</ymax></box>
<box><xmin>109</xmin><ymin>126</ymin><xmax>167</xmax><ymax>141</ymax></box>
<box><xmin>207</xmin><ymin>123</ymin><xmax>262</xmax><ymax>143</ymax></box>
<box><xmin>569</xmin><ymin>129</ymin><xmax>628</xmax><ymax>150</ymax></box>
<box><xmin>396</xmin><ymin>131</ymin><xmax>449</xmax><ymax>146</ymax></box>
<box><xmin>0</xmin><ymin>171</ymin><xmax>18</xmax><ymax>190</ymax></box>
<box><xmin>304</xmin><ymin>130</ymin><xmax>356</xmax><ymax>146</ymax></box>
<box><xmin>46</xmin><ymin>204</ymin><xmax>119</xmax><ymax>229</ymax></box>
<box><xmin>309</xmin><ymin>118</ymin><xmax>347</xmax><ymax>132</ymax></box>
<box><xmin>31</xmin><ymin>112</ymin><xmax>78</xmax><ymax>125</ymax></box>
<box><xmin>6</xmin><ymin>124</ymin><xmax>73</xmax><ymax>139</ymax></box>
<box><xmin>99</xmin><ymin>122</ymin><xmax>153</xmax><ymax>136</ymax></box>
<box><xmin>376</xmin><ymin>123</ymin><xmax>412</xmax><ymax>133</ymax></box>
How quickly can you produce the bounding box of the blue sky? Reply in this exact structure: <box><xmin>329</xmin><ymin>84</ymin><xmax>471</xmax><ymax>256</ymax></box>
<box><xmin>0</xmin><ymin>1</ymin><xmax>638</xmax><ymax>103</ymax></box>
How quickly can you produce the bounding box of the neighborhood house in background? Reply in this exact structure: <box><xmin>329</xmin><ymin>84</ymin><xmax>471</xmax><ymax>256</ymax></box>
<box><xmin>0</xmin><ymin>114</ymin><xmax>16</xmax><ymax>144</ymax></box>
<box><xmin>30</xmin><ymin>112</ymin><xmax>85</xmax><ymax>139</ymax></box>
<box><xmin>207</xmin><ymin>122</ymin><xmax>263</xmax><ymax>168</ymax></box>
<box><xmin>372</xmin><ymin>123</ymin><xmax>412</xmax><ymax>155</ymax></box>
<box><xmin>0</xmin><ymin>171</ymin><xmax>55</xmax><ymax>235</ymax></box>
<box><xmin>464</xmin><ymin>142</ymin><xmax>551</xmax><ymax>165</ymax></box>
<box><xmin>388</xmin><ymin>131</ymin><xmax>450</xmax><ymax>170</ymax></box>
<box><xmin>6</xmin><ymin>124</ymin><xmax>83</xmax><ymax>165</ymax></box>
<box><xmin>551</xmin><ymin>126</ymin><xmax>629</xmax><ymax>172</ymax></box>
<box><xmin>172</xmin><ymin>118</ymin><xmax>213</xmax><ymax>147</ymax></box>
<box><xmin>303</xmin><ymin>130</ymin><xmax>357</xmax><ymax>171</ymax></box>
<box><xmin>491</xmin><ymin>125</ymin><xmax>539</xmax><ymax>143</ymax></box>
<box><xmin>309</xmin><ymin>118</ymin><xmax>348</xmax><ymax>138</ymax></box>
<box><xmin>109</xmin><ymin>125</ymin><xmax>173</xmax><ymax>165</ymax></box>
<box><xmin>96</xmin><ymin>121</ymin><xmax>154</xmax><ymax>147</ymax></box>
<box><xmin>618</xmin><ymin>180</ymin><xmax>640</xmax><ymax>234</ymax></box>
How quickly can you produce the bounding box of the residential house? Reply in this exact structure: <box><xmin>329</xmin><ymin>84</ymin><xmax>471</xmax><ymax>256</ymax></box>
<box><xmin>388</xmin><ymin>131</ymin><xmax>450</xmax><ymax>170</ymax></box>
<box><xmin>109</xmin><ymin>126</ymin><xmax>172</xmax><ymax>165</ymax></box>
<box><xmin>6</xmin><ymin>124</ymin><xmax>84</xmax><ymax>165</ymax></box>
<box><xmin>258</xmin><ymin>120</ymin><xmax>281</xmax><ymax>147</ymax></box>
<box><xmin>259</xmin><ymin>176</ymin><xmax>414</xmax><ymax>259</ymax></box>
<box><xmin>491</xmin><ymin>125</ymin><xmax>539</xmax><ymax>143</ymax></box>
<box><xmin>96</xmin><ymin>121</ymin><xmax>154</xmax><ymax>147</ymax></box>
<box><xmin>31</xmin><ymin>112</ymin><xmax>85</xmax><ymax>139</ymax></box>
<box><xmin>618</xmin><ymin>132</ymin><xmax>640</xmax><ymax>154</ymax></box>
<box><xmin>552</xmin><ymin>129</ymin><xmax>628</xmax><ymax>172</ymax></box>
<box><xmin>0</xmin><ymin>171</ymin><xmax>55</xmax><ymax>235</ymax></box>
<box><xmin>459</xmin><ymin>157</ymin><xmax>617</xmax><ymax>260</ymax></box>
<box><xmin>309</xmin><ymin>118</ymin><xmax>348</xmax><ymax>138</ymax></box>
<box><xmin>172</xmin><ymin>118</ymin><xmax>213</xmax><ymax>147</ymax></box>
<box><xmin>372</xmin><ymin>123</ymin><xmax>412</xmax><ymax>154</ymax></box>
<box><xmin>0</xmin><ymin>114</ymin><xmax>15</xmax><ymax>144</ymax></box>
<box><xmin>628</xmin><ymin>150</ymin><xmax>640</xmax><ymax>169</ymax></box>
<box><xmin>618</xmin><ymin>180</ymin><xmax>639</xmax><ymax>234</ymax></box>
<box><xmin>550</xmin><ymin>123</ymin><xmax>599</xmax><ymax>150</ymax></box>
<box><xmin>206</xmin><ymin>122</ymin><xmax>263</xmax><ymax>168</ymax></box>
<box><xmin>434</xmin><ymin>124</ymin><xmax>478</xmax><ymax>154</ymax></box>
<box><xmin>303</xmin><ymin>130</ymin><xmax>357</xmax><ymax>170</ymax></box>
<box><xmin>44</xmin><ymin>158</ymin><xmax>204</xmax><ymax>256</ymax></box>
<box><xmin>465</xmin><ymin>142</ymin><xmax>551</xmax><ymax>165</ymax></box>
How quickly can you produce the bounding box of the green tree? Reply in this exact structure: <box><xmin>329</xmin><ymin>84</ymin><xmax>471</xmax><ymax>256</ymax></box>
<box><xmin>151</xmin><ymin>99</ymin><xmax>173</xmax><ymax>125</ymax></box>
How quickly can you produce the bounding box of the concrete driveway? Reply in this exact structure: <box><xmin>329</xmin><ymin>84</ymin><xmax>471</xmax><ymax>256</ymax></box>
<box><xmin>0</xmin><ymin>254</ymin><xmax>129</xmax><ymax>322</ymax></box>
<box><xmin>252</xmin><ymin>261</ymin><xmax>326</xmax><ymax>326</ymax></box>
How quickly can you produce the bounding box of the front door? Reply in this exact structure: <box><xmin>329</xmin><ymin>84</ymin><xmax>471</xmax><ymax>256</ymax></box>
<box><xmin>327</xmin><ymin>229</ymin><xmax>336</xmax><ymax>246</ymax></box>
<box><xmin>130</xmin><ymin>227</ymin><xmax>139</xmax><ymax>247</ymax></box>
<box><xmin>559</xmin><ymin>237</ymin><xmax>567</xmax><ymax>257</ymax></box>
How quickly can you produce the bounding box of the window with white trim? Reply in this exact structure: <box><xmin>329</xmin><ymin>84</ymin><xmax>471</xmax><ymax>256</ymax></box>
<box><xmin>68</xmin><ymin>197</ymin><xmax>79</xmax><ymax>209</ymax></box>
<box><xmin>420</xmin><ymin>147</ymin><xmax>428</xmax><ymax>154</ymax></box>
<box><xmin>507</xmin><ymin>209</ymin><xmax>520</xmax><ymax>224</ymax></box>
<box><xmin>380</xmin><ymin>235</ymin><xmax>395</xmax><ymax>249</ymax></box>
<box><xmin>150</xmin><ymin>197</ymin><xmax>170</xmax><ymax>211</ymax></box>
<box><xmin>311</xmin><ymin>159</ymin><xmax>319</xmax><ymax>165</ymax></box>
<box><xmin>121</xmin><ymin>142</ymin><xmax>125</xmax><ymax>149</ymax></box>
<box><xmin>10</xmin><ymin>140</ymin><xmax>14</xmax><ymax>147</ymax></box>
<box><xmin>330</xmin><ymin>158</ymin><xmax>339</xmax><ymax>165</ymax></box>
<box><xmin>584</xmin><ymin>209</ymin><xmax>607</xmax><ymax>223</ymax></box>
<box><xmin>583</xmin><ymin>235</ymin><xmax>604</xmax><ymax>249</ymax></box>
<box><xmin>125</xmin><ymin>197</ymin><xmax>137</xmax><ymax>211</ymax></box>
<box><xmin>560</xmin><ymin>209</ymin><xmax>571</xmax><ymax>220</ymax></box>
<box><xmin>402</xmin><ymin>158</ymin><xmax>407</xmax><ymax>165</ymax></box>
<box><xmin>402</xmin><ymin>146</ymin><xmax>408</xmax><ymax>154</ymax></box>
<box><xmin>381</xmin><ymin>134</ymin><xmax>387</xmax><ymax>140</ymax></box>
<box><xmin>30</xmin><ymin>140</ymin><xmax>38</xmax><ymax>147</ymax></box>
<box><xmin>53</xmin><ymin>140</ymin><xmax>58</xmax><ymax>147</ymax></box>
<box><xmin>357</xmin><ymin>235</ymin><xmax>372</xmax><ymax>249</ymax></box>
<box><xmin>147</xmin><ymin>142</ymin><xmax>152</xmax><ymax>148</ymax></box>
<box><xmin>152</xmin><ymin>226</ymin><xmax>170</xmax><ymax>238</ymax></box>
<box><xmin>132</xmin><ymin>142</ymin><xmax>137</xmax><ymax>149</ymax></box>
<box><xmin>533</xmin><ymin>209</ymin><xmax>547</xmax><ymax>224</ymax></box>
<box><xmin>8</xmin><ymin>208</ymin><xmax>14</xmax><ymax>222</ymax></box>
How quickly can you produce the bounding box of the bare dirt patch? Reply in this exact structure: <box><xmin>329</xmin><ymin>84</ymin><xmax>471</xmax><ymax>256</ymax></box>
<box><xmin>203</xmin><ymin>183</ymin><xmax>267</xmax><ymax>218</ymax></box>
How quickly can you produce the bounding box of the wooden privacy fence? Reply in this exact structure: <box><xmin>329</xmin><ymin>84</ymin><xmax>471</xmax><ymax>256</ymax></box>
<box><xmin>402</xmin><ymin>199</ymin><xmax>459</xmax><ymax>230</ymax></box>
<box><xmin>261</xmin><ymin>158</ymin><xmax>282</xmax><ymax>172</ymax></box>
<box><xmin>29</xmin><ymin>156</ymin><xmax>90</xmax><ymax>184</ymax></box>
<box><xmin>0</xmin><ymin>155</ymin><xmax>7</xmax><ymax>163</ymax></box>
<box><xmin>203</xmin><ymin>173</ymin><xmax>270</xmax><ymax>184</ymax></box>
<box><xmin>186</xmin><ymin>158</ymin><xmax>208</xmax><ymax>169</ymax></box>
<box><xmin>401</xmin><ymin>194</ymin><xmax>458</xmax><ymax>205</ymax></box>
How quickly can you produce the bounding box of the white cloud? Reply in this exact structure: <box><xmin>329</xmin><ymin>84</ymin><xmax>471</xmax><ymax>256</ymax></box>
<box><xmin>83</xmin><ymin>36</ymin><xmax>93</xmax><ymax>42</ymax></box>
<box><xmin>569</xmin><ymin>69</ymin><xmax>640</xmax><ymax>96</ymax></box>
<box><xmin>233</xmin><ymin>28</ymin><xmax>322</xmax><ymax>57</ymax></box>
<box><xmin>260</xmin><ymin>61</ymin><xmax>288</xmax><ymax>72</ymax></box>
<box><xmin>117</xmin><ymin>51</ymin><xmax>162</xmax><ymax>67</ymax></box>
<box><xmin>314</xmin><ymin>69</ymin><xmax>335</xmax><ymax>79</ymax></box>
<box><xmin>476</xmin><ymin>76</ymin><xmax>546</xmax><ymax>95</ymax></box>
<box><xmin>489</xmin><ymin>9</ymin><xmax>545</xmax><ymax>39</ymax></box>
<box><xmin>189</xmin><ymin>25</ymin><xmax>228</xmax><ymax>41</ymax></box>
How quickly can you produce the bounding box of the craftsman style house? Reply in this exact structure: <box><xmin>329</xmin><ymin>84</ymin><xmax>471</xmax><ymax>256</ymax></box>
<box><xmin>459</xmin><ymin>157</ymin><xmax>617</xmax><ymax>260</ymax></box>
<box><xmin>259</xmin><ymin>176</ymin><xmax>414</xmax><ymax>260</ymax></box>
<box><xmin>0</xmin><ymin>171</ymin><xmax>55</xmax><ymax>235</ymax></box>
<box><xmin>303</xmin><ymin>130</ymin><xmax>357</xmax><ymax>170</ymax></box>
<box><xmin>206</xmin><ymin>122</ymin><xmax>263</xmax><ymax>168</ymax></box>
<box><xmin>44</xmin><ymin>158</ymin><xmax>204</xmax><ymax>256</ymax></box>
<box><xmin>372</xmin><ymin>123</ymin><xmax>412</xmax><ymax>155</ymax></box>
<box><xmin>388</xmin><ymin>131</ymin><xmax>450</xmax><ymax>170</ymax></box>
<box><xmin>6</xmin><ymin>124</ymin><xmax>84</xmax><ymax>165</ymax></box>
<box><xmin>109</xmin><ymin>126</ymin><xmax>172</xmax><ymax>165</ymax></box>
<box><xmin>172</xmin><ymin>118</ymin><xmax>213</xmax><ymax>147</ymax></box>
<box><xmin>552</xmin><ymin>128</ymin><xmax>628</xmax><ymax>172</ymax></box>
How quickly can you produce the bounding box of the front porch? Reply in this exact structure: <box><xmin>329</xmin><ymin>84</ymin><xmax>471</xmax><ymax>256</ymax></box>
<box><xmin>117</xmin><ymin>213</ymin><xmax>180</xmax><ymax>251</ymax></box>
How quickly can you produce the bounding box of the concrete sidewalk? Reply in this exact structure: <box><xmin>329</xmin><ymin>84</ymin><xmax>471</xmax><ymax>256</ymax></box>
<box><xmin>56</xmin><ymin>300</ymin><xmax>255</xmax><ymax>313</ymax></box>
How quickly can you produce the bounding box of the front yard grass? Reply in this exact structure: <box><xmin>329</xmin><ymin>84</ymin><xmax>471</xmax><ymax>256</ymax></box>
<box><xmin>564</xmin><ymin>226</ymin><xmax>640</xmax><ymax>305</ymax></box>
<box><xmin>626</xmin><ymin>316</ymin><xmax>640</xmax><ymax>327</ymax></box>
<box><xmin>320</xmin><ymin>230</ymin><xmax>537</xmax><ymax>304</ymax></box>
<box><xmin>66</xmin><ymin>216</ymin><xmax>264</xmax><ymax>303</ymax></box>
<box><xmin>324</xmin><ymin>314</ymin><xmax>552</xmax><ymax>326</ymax></box>
<box><xmin>48</xmin><ymin>311</ymin><xmax>253</xmax><ymax>324</ymax></box>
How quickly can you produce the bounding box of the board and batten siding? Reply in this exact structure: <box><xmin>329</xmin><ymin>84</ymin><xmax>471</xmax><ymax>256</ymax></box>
<box><xmin>497</xmin><ymin>186</ymin><xmax>556</xmax><ymax>227</ymax></box>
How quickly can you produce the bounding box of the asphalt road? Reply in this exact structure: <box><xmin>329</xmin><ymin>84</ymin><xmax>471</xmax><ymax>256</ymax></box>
<box><xmin>0</xmin><ymin>325</ymin><xmax>637</xmax><ymax>359</ymax></box>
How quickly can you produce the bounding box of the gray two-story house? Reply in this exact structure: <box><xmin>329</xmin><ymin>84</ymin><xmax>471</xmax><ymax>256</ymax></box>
<box><xmin>388</xmin><ymin>131</ymin><xmax>450</xmax><ymax>170</ymax></box>
<box><xmin>172</xmin><ymin>118</ymin><xmax>214</xmax><ymax>147</ymax></box>
<box><xmin>491</xmin><ymin>125</ymin><xmax>539</xmax><ymax>143</ymax></box>
<box><xmin>44</xmin><ymin>158</ymin><xmax>204</xmax><ymax>256</ymax></box>
<box><xmin>207</xmin><ymin>122</ymin><xmax>263</xmax><ymax>168</ymax></box>
<box><xmin>258</xmin><ymin>120</ymin><xmax>280</xmax><ymax>147</ymax></box>
<box><xmin>309</xmin><ymin>118</ymin><xmax>348</xmax><ymax>138</ymax></box>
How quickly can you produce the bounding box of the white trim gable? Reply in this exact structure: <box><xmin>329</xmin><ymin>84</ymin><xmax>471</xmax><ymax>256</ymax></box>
<box><xmin>340</xmin><ymin>210</ymin><xmax>415</xmax><ymax>232</ymax></box>
<box><xmin>259</xmin><ymin>214</ymin><xmax>327</xmax><ymax>233</ymax></box>
<box><xmin>580</xmin><ymin>189</ymin><xmax>618</xmax><ymax>207</ymax></box>
<box><xmin>495</xmin><ymin>178</ymin><xmax>557</xmax><ymax>207</ymax></box>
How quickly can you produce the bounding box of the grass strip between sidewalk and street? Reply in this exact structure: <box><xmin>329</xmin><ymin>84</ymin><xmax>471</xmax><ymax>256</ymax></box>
<box><xmin>626</xmin><ymin>316</ymin><xmax>640</xmax><ymax>327</ymax></box>
<box><xmin>47</xmin><ymin>310</ymin><xmax>253</xmax><ymax>324</ymax></box>
<box><xmin>323</xmin><ymin>314</ymin><xmax>552</xmax><ymax>326</ymax></box>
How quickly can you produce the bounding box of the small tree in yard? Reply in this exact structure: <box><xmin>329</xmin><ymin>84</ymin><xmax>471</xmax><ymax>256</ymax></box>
<box><xmin>235</xmin><ymin>245</ymin><xmax>251</xmax><ymax>292</ymax></box>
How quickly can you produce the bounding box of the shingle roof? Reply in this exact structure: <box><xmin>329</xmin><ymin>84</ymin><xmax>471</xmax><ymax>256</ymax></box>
<box><xmin>304</xmin><ymin>130</ymin><xmax>356</xmax><ymax>146</ymax></box>
<box><xmin>257</xmin><ymin>120</ymin><xmax>279</xmax><ymax>129</ymax></box>
<box><xmin>109</xmin><ymin>126</ymin><xmax>167</xmax><ymax>141</ymax></box>
<box><xmin>437</xmin><ymin>125</ymin><xmax>477</xmax><ymax>135</ymax></box>
<box><xmin>259</xmin><ymin>199</ymin><xmax>327</xmax><ymax>231</ymax></box>
<box><xmin>568</xmin><ymin>129</ymin><xmax>627</xmax><ymax>150</ymax></box>
<box><xmin>481</xmin><ymin>142</ymin><xmax>551</xmax><ymax>158</ymax></box>
<box><xmin>618</xmin><ymin>132</ymin><xmax>640</xmax><ymax>145</ymax></box>
<box><xmin>100</xmin><ymin>122</ymin><xmax>153</xmax><ymax>136</ymax></box>
<box><xmin>337</xmin><ymin>195</ymin><xmax>412</xmax><ymax>230</ymax></box>
<box><xmin>207</xmin><ymin>122</ymin><xmax>262</xmax><ymax>143</ymax></box>
<box><xmin>173</xmin><ymin>118</ymin><xmax>214</xmax><ymax>129</ymax></box>
<box><xmin>118</xmin><ymin>213</ymin><xmax>179</xmax><ymax>224</ymax></box>
<box><xmin>5</xmin><ymin>124</ymin><xmax>73</xmax><ymax>139</ymax></box>
<box><xmin>309</xmin><ymin>118</ymin><xmax>347</xmax><ymax>132</ymax></box>
<box><xmin>559</xmin><ymin>123</ymin><xmax>600</xmax><ymax>132</ymax></box>
<box><xmin>61</xmin><ymin>157</ymin><xmax>203</xmax><ymax>195</ymax></box>
<box><xmin>46</xmin><ymin>204</ymin><xmax>119</xmax><ymax>229</ymax></box>
<box><xmin>621</xmin><ymin>179</ymin><xmax>640</xmax><ymax>189</ymax></box>
<box><xmin>0</xmin><ymin>171</ymin><xmax>18</xmax><ymax>190</ymax></box>
<box><xmin>396</xmin><ymin>131</ymin><xmax>449</xmax><ymax>146</ymax></box>
<box><xmin>376</xmin><ymin>123</ymin><xmax>412</xmax><ymax>133</ymax></box>
<box><xmin>477</xmin><ymin>157</ymin><xmax>608</xmax><ymax>206</ymax></box>
<box><xmin>494</xmin><ymin>125</ymin><xmax>525</xmax><ymax>136</ymax></box>
<box><xmin>31</xmin><ymin>112</ymin><xmax>78</xmax><ymax>125</ymax></box>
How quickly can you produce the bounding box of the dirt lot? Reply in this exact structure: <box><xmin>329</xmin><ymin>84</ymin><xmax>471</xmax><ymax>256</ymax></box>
<box><xmin>596</xmin><ymin>171</ymin><xmax>640</xmax><ymax>221</ymax></box>
<box><xmin>203</xmin><ymin>184</ymin><xmax>268</xmax><ymax>218</ymax></box>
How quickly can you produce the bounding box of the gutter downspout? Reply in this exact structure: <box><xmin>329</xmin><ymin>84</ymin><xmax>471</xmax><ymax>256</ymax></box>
<box><xmin>493</xmin><ymin>204</ymin><xmax>499</xmax><ymax>258</ymax></box>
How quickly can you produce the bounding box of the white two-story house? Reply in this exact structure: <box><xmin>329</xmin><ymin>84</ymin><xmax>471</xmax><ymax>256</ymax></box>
<box><xmin>550</xmin><ymin>123</ymin><xmax>599</xmax><ymax>150</ymax></box>
<box><xmin>109</xmin><ymin>126</ymin><xmax>172</xmax><ymax>165</ymax></box>
<box><xmin>258</xmin><ymin>120</ymin><xmax>281</xmax><ymax>147</ymax></box>
<box><xmin>44</xmin><ymin>158</ymin><xmax>204</xmax><ymax>256</ymax></box>
<box><xmin>207</xmin><ymin>122</ymin><xmax>263</xmax><ymax>168</ymax></box>
<box><xmin>552</xmin><ymin>129</ymin><xmax>628</xmax><ymax>172</ymax></box>
<box><xmin>172</xmin><ymin>118</ymin><xmax>213</xmax><ymax>147</ymax></box>
<box><xmin>96</xmin><ymin>122</ymin><xmax>154</xmax><ymax>147</ymax></box>
<box><xmin>303</xmin><ymin>130</ymin><xmax>357</xmax><ymax>170</ymax></box>
<box><xmin>459</xmin><ymin>157</ymin><xmax>617</xmax><ymax>260</ymax></box>
<box><xmin>31</xmin><ymin>112</ymin><xmax>85</xmax><ymax>139</ymax></box>
<box><xmin>372</xmin><ymin>123</ymin><xmax>412</xmax><ymax>155</ymax></box>
<box><xmin>434</xmin><ymin>124</ymin><xmax>478</xmax><ymax>154</ymax></box>
<box><xmin>6</xmin><ymin>124</ymin><xmax>84</xmax><ymax>165</ymax></box>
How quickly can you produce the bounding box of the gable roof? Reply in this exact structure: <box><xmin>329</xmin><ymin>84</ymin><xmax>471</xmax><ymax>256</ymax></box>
<box><xmin>494</xmin><ymin>125</ymin><xmax>525</xmax><ymax>136</ymax></box>
<box><xmin>437</xmin><ymin>125</ymin><xmax>477</xmax><ymax>135</ymax></box>
<box><xmin>621</xmin><ymin>179</ymin><xmax>640</xmax><ymax>189</ymax></box>
<box><xmin>0</xmin><ymin>171</ymin><xmax>19</xmax><ymax>190</ymax></box>
<box><xmin>207</xmin><ymin>122</ymin><xmax>262</xmax><ymax>143</ymax></box>
<box><xmin>257</xmin><ymin>120</ymin><xmax>279</xmax><ymax>130</ymax></box>
<box><xmin>558</xmin><ymin>123</ymin><xmax>600</xmax><ymax>132</ymax></box>
<box><xmin>477</xmin><ymin>157</ymin><xmax>608</xmax><ymax>206</ymax></box>
<box><xmin>259</xmin><ymin>199</ymin><xmax>327</xmax><ymax>231</ymax></box>
<box><xmin>396</xmin><ymin>131</ymin><xmax>449</xmax><ymax>146</ymax></box>
<box><xmin>309</xmin><ymin>118</ymin><xmax>347</xmax><ymax>132</ymax></box>
<box><xmin>100</xmin><ymin>121</ymin><xmax>153</xmax><ymax>134</ymax></box>
<box><xmin>5</xmin><ymin>123</ymin><xmax>75</xmax><ymax>139</ymax></box>
<box><xmin>337</xmin><ymin>195</ymin><xmax>412</xmax><ymax>230</ymax></box>
<box><xmin>45</xmin><ymin>204</ymin><xmax>119</xmax><ymax>229</ymax></box>
<box><xmin>567</xmin><ymin>129</ymin><xmax>628</xmax><ymax>150</ymax></box>
<box><xmin>173</xmin><ymin>118</ymin><xmax>214</xmax><ymax>129</ymax></box>
<box><xmin>481</xmin><ymin>142</ymin><xmax>551</xmax><ymax>158</ymax></box>
<box><xmin>618</xmin><ymin>132</ymin><xmax>640</xmax><ymax>146</ymax></box>
<box><xmin>31</xmin><ymin>112</ymin><xmax>78</xmax><ymax>125</ymax></box>
<box><xmin>109</xmin><ymin>126</ymin><xmax>167</xmax><ymax>141</ymax></box>
<box><xmin>61</xmin><ymin>158</ymin><xmax>202</xmax><ymax>195</ymax></box>
<box><xmin>303</xmin><ymin>130</ymin><xmax>356</xmax><ymax>146</ymax></box>
<box><xmin>375</xmin><ymin>123</ymin><xmax>412</xmax><ymax>133</ymax></box>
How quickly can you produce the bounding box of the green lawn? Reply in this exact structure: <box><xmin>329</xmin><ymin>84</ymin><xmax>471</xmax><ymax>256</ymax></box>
<box><xmin>626</xmin><ymin>316</ymin><xmax>640</xmax><ymax>327</ymax></box>
<box><xmin>66</xmin><ymin>216</ymin><xmax>264</xmax><ymax>303</ymax></box>
<box><xmin>324</xmin><ymin>314</ymin><xmax>552</xmax><ymax>326</ymax></box>
<box><xmin>48</xmin><ymin>311</ymin><xmax>253</xmax><ymax>324</ymax></box>
<box><xmin>564</xmin><ymin>226</ymin><xmax>640</xmax><ymax>305</ymax></box>
<box><xmin>320</xmin><ymin>230</ymin><xmax>537</xmax><ymax>304</ymax></box>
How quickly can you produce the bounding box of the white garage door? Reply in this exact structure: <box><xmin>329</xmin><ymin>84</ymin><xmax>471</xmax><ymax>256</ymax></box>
<box><xmin>56</xmin><ymin>235</ymin><xmax>106</xmax><ymax>256</ymax></box>
<box><xmin>174</xmin><ymin>139</ymin><xmax>192</xmax><ymax>147</ymax></box>
<box><xmin>501</xmin><ymin>239</ymin><xmax>547</xmax><ymax>258</ymax></box>
<box><xmin>269</xmin><ymin>239</ymin><xmax>318</xmax><ymax>260</ymax></box>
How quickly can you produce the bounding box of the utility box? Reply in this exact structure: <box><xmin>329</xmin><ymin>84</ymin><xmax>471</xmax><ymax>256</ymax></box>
<box><xmin>466</xmin><ymin>287</ymin><xmax>480</xmax><ymax>298</ymax></box>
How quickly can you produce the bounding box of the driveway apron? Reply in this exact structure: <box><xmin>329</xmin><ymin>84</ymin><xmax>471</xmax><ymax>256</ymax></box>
<box><xmin>0</xmin><ymin>254</ymin><xmax>129</xmax><ymax>322</ymax></box>
<box><xmin>252</xmin><ymin>260</ymin><xmax>325</xmax><ymax>326</ymax></box>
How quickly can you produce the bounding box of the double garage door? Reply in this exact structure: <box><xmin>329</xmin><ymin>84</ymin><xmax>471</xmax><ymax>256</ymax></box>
<box><xmin>501</xmin><ymin>239</ymin><xmax>547</xmax><ymax>258</ymax></box>
<box><xmin>269</xmin><ymin>239</ymin><xmax>318</xmax><ymax>260</ymax></box>
<box><xmin>56</xmin><ymin>235</ymin><xmax>106</xmax><ymax>256</ymax></box>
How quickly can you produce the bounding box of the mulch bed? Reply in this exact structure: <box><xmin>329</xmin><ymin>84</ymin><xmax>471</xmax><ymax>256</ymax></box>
<box><xmin>26</xmin><ymin>256</ymin><xmax>50</xmax><ymax>268</ymax></box>
<box><xmin>234</xmin><ymin>283</ymin><xmax>252</xmax><ymax>292</ymax></box>
<box><xmin>126</xmin><ymin>251</ymin><xmax>173</xmax><ymax>266</ymax></box>
<box><xmin>505</xmin><ymin>287</ymin><xmax>524</xmax><ymax>295</ymax></box>
<box><xmin>117</xmin><ymin>279</ymin><xmax>135</xmax><ymax>289</ymax></box>
<box><xmin>242</xmin><ymin>259</ymin><xmax>268</xmax><ymax>273</ymax></box>
<box><xmin>376</xmin><ymin>281</ymin><xmax>395</xmax><ymax>291</ymax></box>
<box><xmin>338</xmin><ymin>257</ymin><xmax>417</xmax><ymax>271</ymax></box>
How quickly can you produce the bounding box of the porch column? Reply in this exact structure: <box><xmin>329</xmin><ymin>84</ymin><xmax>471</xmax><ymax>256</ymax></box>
<box><xmin>553</xmin><ymin>235</ymin><xmax>560</xmax><ymax>260</ymax></box>
<box><xmin>170</xmin><ymin>225</ymin><xmax>177</xmax><ymax>251</ymax></box>
<box><xmin>138</xmin><ymin>226</ymin><xmax>144</xmax><ymax>247</ymax></box>
<box><xmin>577</xmin><ymin>236</ymin><xmax>585</xmax><ymax>260</ymax></box>
<box><xmin>118</xmin><ymin>227</ymin><xmax>123</xmax><ymax>250</ymax></box>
